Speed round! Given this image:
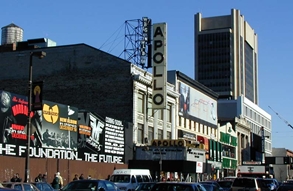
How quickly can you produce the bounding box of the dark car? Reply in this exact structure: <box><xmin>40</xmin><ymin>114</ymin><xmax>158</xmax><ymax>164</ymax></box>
<box><xmin>150</xmin><ymin>182</ymin><xmax>206</xmax><ymax>191</ymax></box>
<box><xmin>277</xmin><ymin>183</ymin><xmax>293</xmax><ymax>191</ymax></box>
<box><xmin>2</xmin><ymin>182</ymin><xmax>39</xmax><ymax>191</ymax></box>
<box><xmin>0</xmin><ymin>188</ymin><xmax>19</xmax><ymax>191</ymax></box>
<box><xmin>217</xmin><ymin>180</ymin><xmax>233</xmax><ymax>191</ymax></box>
<box><xmin>135</xmin><ymin>182</ymin><xmax>156</xmax><ymax>191</ymax></box>
<box><xmin>32</xmin><ymin>182</ymin><xmax>56</xmax><ymax>191</ymax></box>
<box><xmin>200</xmin><ymin>181</ymin><xmax>223</xmax><ymax>191</ymax></box>
<box><xmin>61</xmin><ymin>179</ymin><xmax>120</xmax><ymax>191</ymax></box>
<box><xmin>201</xmin><ymin>184</ymin><xmax>220</xmax><ymax>191</ymax></box>
<box><xmin>262</xmin><ymin>179</ymin><xmax>279</xmax><ymax>191</ymax></box>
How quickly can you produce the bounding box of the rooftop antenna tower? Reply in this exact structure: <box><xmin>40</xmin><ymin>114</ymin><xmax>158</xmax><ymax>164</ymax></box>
<box><xmin>123</xmin><ymin>17</ymin><xmax>152</xmax><ymax>69</ymax></box>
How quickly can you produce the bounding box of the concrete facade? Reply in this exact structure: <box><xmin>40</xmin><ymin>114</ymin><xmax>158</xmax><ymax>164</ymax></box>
<box><xmin>194</xmin><ymin>9</ymin><xmax>259</xmax><ymax>104</ymax></box>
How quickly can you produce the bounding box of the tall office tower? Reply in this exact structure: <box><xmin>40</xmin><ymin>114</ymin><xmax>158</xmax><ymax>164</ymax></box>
<box><xmin>195</xmin><ymin>9</ymin><xmax>258</xmax><ymax>104</ymax></box>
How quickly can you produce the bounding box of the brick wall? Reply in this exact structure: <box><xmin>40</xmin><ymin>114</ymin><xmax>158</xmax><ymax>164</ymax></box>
<box><xmin>0</xmin><ymin>44</ymin><xmax>133</xmax><ymax>123</ymax></box>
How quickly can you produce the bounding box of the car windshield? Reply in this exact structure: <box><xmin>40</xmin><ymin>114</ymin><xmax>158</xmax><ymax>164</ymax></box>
<box><xmin>62</xmin><ymin>181</ymin><xmax>98</xmax><ymax>191</ymax></box>
<box><xmin>262</xmin><ymin>179</ymin><xmax>274</xmax><ymax>184</ymax></box>
<box><xmin>111</xmin><ymin>175</ymin><xmax>130</xmax><ymax>183</ymax></box>
<box><xmin>135</xmin><ymin>183</ymin><xmax>155</xmax><ymax>191</ymax></box>
<box><xmin>201</xmin><ymin>184</ymin><xmax>215</xmax><ymax>191</ymax></box>
<box><xmin>152</xmin><ymin>183</ymin><xmax>193</xmax><ymax>191</ymax></box>
<box><xmin>2</xmin><ymin>184</ymin><xmax>12</xmax><ymax>188</ymax></box>
<box><xmin>233</xmin><ymin>179</ymin><xmax>255</xmax><ymax>188</ymax></box>
<box><xmin>217</xmin><ymin>181</ymin><xmax>233</xmax><ymax>188</ymax></box>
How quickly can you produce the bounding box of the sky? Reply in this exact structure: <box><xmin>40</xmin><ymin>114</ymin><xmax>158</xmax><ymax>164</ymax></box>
<box><xmin>1</xmin><ymin>1</ymin><xmax>292</xmax><ymax>151</ymax></box>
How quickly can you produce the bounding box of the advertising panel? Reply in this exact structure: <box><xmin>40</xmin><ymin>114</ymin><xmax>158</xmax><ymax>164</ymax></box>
<box><xmin>41</xmin><ymin>100</ymin><xmax>78</xmax><ymax>150</ymax></box>
<box><xmin>196</xmin><ymin>162</ymin><xmax>203</xmax><ymax>173</ymax></box>
<box><xmin>179</xmin><ymin>82</ymin><xmax>217</xmax><ymax>126</ymax></box>
<box><xmin>186</xmin><ymin>149</ymin><xmax>205</xmax><ymax>162</ymax></box>
<box><xmin>0</xmin><ymin>90</ymin><xmax>29</xmax><ymax>146</ymax></box>
<box><xmin>0</xmin><ymin>90</ymin><xmax>125</xmax><ymax>164</ymax></box>
<box><xmin>78</xmin><ymin>112</ymin><xmax>124</xmax><ymax>163</ymax></box>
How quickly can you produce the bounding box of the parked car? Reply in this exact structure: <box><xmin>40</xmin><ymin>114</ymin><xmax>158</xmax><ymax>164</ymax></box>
<box><xmin>135</xmin><ymin>182</ymin><xmax>156</xmax><ymax>191</ymax></box>
<box><xmin>150</xmin><ymin>182</ymin><xmax>206</xmax><ymax>191</ymax></box>
<box><xmin>200</xmin><ymin>181</ymin><xmax>223</xmax><ymax>191</ymax></box>
<box><xmin>2</xmin><ymin>182</ymin><xmax>39</xmax><ymax>191</ymax></box>
<box><xmin>262</xmin><ymin>179</ymin><xmax>279</xmax><ymax>191</ymax></box>
<box><xmin>61</xmin><ymin>179</ymin><xmax>120</xmax><ymax>191</ymax></box>
<box><xmin>0</xmin><ymin>188</ymin><xmax>19</xmax><ymax>191</ymax></box>
<box><xmin>201</xmin><ymin>184</ymin><xmax>220</xmax><ymax>191</ymax></box>
<box><xmin>231</xmin><ymin>177</ymin><xmax>270</xmax><ymax>191</ymax></box>
<box><xmin>32</xmin><ymin>182</ymin><xmax>56</xmax><ymax>191</ymax></box>
<box><xmin>217</xmin><ymin>180</ymin><xmax>233</xmax><ymax>191</ymax></box>
<box><xmin>277</xmin><ymin>183</ymin><xmax>293</xmax><ymax>191</ymax></box>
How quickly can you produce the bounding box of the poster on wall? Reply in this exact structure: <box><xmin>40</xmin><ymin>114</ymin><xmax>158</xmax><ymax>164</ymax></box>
<box><xmin>104</xmin><ymin>116</ymin><xmax>124</xmax><ymax>156</ymax></box>
<box><xmin>78</xmin><ymin>112</ymin><xmax>104</xmax><ymax>154</ymax></box>
<box><xmin>41</xmin><ymin>100</ymin><xmax>78</xmax><ymax>150</ymax></box>
<box><xmin>0</xmin><ymin>90</ymin><xmax>30</xmax><ymax>146</ymax></box>
<box><xmin>78</xmin><ymin>112</ymin><xmax>125</xmax><ymax>163</ymax></box>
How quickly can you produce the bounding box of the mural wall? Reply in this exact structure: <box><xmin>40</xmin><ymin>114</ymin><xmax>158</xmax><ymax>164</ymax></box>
<box><xmin>0</xmin><ymin>90</ymin><xmax>125</xmax><ymax>164</ymax></box>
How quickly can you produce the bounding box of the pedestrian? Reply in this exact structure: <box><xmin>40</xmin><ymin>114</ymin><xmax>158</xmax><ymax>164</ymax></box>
<box><xmin>73</xmin><ymin>174</ymin><xmax>78</xmax><ymax>181</ymax></box>
<box><xmin>79</xmin><ymin>174</ymin><xmax>84</xmax><ymax>180</ymax></box>
<box><xmin>11</xmin><ymin>173</ymin><xmax>22</xmax><ymax>182</ymax></box>
<box><xmin>56</xmin><ymin>172</ymin><xmax>63</xmax><ymax>188</ymax></box>
<box><xmin>88</xmin><ymin>175</ymin><xmax>92</xmax><ymax>180</ymax></box>
<box><xmin>42</xmin><ymin>174</ymin><xmax>47</xmax><ymax>182</ymax></box>
<box><xmin>51</xmin><ymin>173</ymin><xmax>60</xmax><ymax>190</ymax></box>
<box><xmin>35</xmin><ymin>173</ymin><xmax>43</xmax><ymax>182</ymax></box>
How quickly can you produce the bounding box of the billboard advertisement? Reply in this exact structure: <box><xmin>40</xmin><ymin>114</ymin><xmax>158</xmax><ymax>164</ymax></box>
<box><xmin>40</xmin><ymin>100</ymin><xmax>78</xmax><ymax>150</ymax></box>
<box><xmin>78</xmin><ymin>112</ymin><xmax>125</xmax><ymax>163</ymax></box>
<box><xmin>178</xmin><ymin>82</ymin><xmax>217</xmax><ymax>126</ymax></box>
<box><xmin>0</xmin><ymin>90</ymin><xmax>125</xmax><ymax>164</ymax></box>
<box><xmin>0</xmin><ymin>90</ymin><xmax>29</xmax><ymax>146</ymax></box>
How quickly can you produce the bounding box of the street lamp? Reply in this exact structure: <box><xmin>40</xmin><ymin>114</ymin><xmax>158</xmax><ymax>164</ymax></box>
<box><xmin>24</xmin><ymin>51</ymin><xmax>46</xmax><ymax>183</ymax></box>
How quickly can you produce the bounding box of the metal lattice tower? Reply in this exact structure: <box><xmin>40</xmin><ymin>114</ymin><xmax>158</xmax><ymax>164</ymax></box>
<box><xmin>123</xmin><ymin>17</ymin><xmax>152</xmax><ymax>69</ymax></box>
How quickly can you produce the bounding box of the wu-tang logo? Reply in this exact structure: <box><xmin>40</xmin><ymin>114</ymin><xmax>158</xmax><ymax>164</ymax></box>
<box><xmin>43</xmin><ymin>104</ymin><xmax>59</xmax><ymax>124</ymax></box>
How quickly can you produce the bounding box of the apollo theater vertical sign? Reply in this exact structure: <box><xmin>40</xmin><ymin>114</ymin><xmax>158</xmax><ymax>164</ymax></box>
<box><xmin>152</xmin><ymin>23</ymin><xmax>167</xmax><ymax>109</ymax></box>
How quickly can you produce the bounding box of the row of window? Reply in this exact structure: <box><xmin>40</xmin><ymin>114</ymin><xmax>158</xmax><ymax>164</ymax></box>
<box><xmin>137</xmin><ymin>124</ymin><xmax>171</xmax><ymax>144</ymax></box>
<box><xmin>244</xmin><ymin>106</ymin><xmax>271</xmax><ymax>128</ymax></box>
<box><xmin>137</xmin><ymin>92</ymin><xmax>172</xmax><ymax>122</ymax></box>
<box><xmin>179</xmin><ymin>116</ymin><xmax>216</xmax><ymax>137</ymax></box>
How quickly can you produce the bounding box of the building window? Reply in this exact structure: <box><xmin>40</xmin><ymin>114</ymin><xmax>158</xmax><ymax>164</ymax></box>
<box><xmin>157</xmin><ymin>109</ymin><xmax>163</xmax><ymax>120</ymax></box>
<box><xmin>241</xmin><ymin>134</ymin><xmax>244</xmax><ymax>148</ymax></box>
<box><xmin>167</xmin><ymin>131</ymin><xmax>171</xmax><ymax>139</ymax></box>
<box><xmin>158</xmin><ymin>129</ymin><xmax>163</xmax><ymax>139</ymax></box>
<box><xmin>147</xmin><ymin>96</ymin><xmax>153</xmax><ymax>117</ymax></box>
<box><xmin>148</xmin><ymin>126</ymin><xmax>154</xmax><ymax>143</ymax></box>
<box><xmin>166</xmin><ymin>104</ymin><xmax>172</xmax><ymax>122</ymax></box>
<box><xmin>137</xmin><ymin>92</ymin><xmax>144</xmax><ymax>114</ymax></box>
<box><xmin>137</xmin><ymin>124</ymin><xmax>144</xmax><ymax>143</ymax></box>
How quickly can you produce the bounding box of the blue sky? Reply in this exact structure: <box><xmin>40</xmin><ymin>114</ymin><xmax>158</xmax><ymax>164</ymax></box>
<box><xmin>1</xmin><ymin>1</ymin><xmax>292</xmax><ymax>151</ymax></box>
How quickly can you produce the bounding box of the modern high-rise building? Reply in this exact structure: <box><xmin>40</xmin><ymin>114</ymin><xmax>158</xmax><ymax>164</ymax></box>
<box><xmin>194</xmin><ymin>9</ymin><xmax>258</xmax><ymax>104</ymax></box>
